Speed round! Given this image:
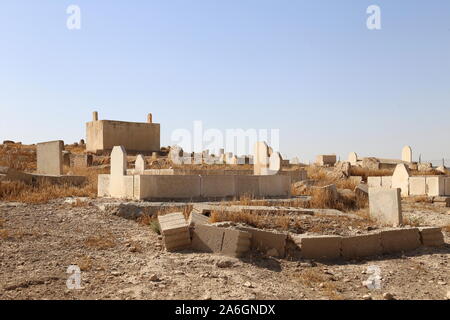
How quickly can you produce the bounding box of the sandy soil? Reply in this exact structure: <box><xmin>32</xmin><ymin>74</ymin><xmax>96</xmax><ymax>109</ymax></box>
<box><xmin>0</xmin><ymin>199</ymin><xmax>449</xmax><ymax>300</ymax></box>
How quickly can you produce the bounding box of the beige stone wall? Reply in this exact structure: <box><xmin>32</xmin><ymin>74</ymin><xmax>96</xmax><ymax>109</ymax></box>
<box><xmin>86</xmin><ymin>120</ymin><xmax>160</xmax><ymax>154</ymax></box>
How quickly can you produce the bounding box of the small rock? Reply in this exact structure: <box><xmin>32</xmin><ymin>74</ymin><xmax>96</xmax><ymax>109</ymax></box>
<box><xmin>363</xmin><ymin>294</ymin><xmax>372</xmax><ymax>300</ymax></box>
<box><xmin>215</xmin><ymin>257</ymin><xmax>236</xmax><ymax>268</ymax></box>
<box><xmin>202</xmin><ymin>292</ymin><xmax>212</xmax><ymax>300</ymax></box>
<box><xmin>437</xmin><ymin>281</ymin><xmax>446</xmax><ymax>286</ymax></box>
<box><xmin>446</xmin><ymin>290</ymin><xmax>450</xmax><ymax>300</ymax></box>
<box><xmin>149</xmin><ymin>274</ymin><xmax>159</xmax><ymax>282</ymax></box>
<box><xmin>243</xmin><ymin>281</ymin><xmax>253</xmax><ymax>288</ymax></box>
<box><xmin>383</xmin><ymin>292</ymin><xmax>395</xmax><ymax>300</ymax></box>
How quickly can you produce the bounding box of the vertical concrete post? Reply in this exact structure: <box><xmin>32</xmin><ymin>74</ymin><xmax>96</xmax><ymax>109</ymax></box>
<box><xmin>92</xmin><ymin>111</ymin><xmax>98</xmax><ymax>121</ymax></box>
<box><xmin>147</xmin><ymin>113</ymin><xmax>153</xmax><ymax>123</ymax></box>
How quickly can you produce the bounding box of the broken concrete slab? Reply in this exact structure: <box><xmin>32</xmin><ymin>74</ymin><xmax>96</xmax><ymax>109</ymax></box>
<box><xmin>236</xmin><ymin>226</ymin><xmax>287</xmax><ymax>257</ymax></box>
<box><xmin>158</xmin><ymin>212</ymin><xmax>191</xmax><ymax>251</ymax></box>
<box><xmin>221</xmin><ymin>228</ymin><xmax>252</xmax><ymax>257</ymax></box>
<box><xmin>368</xmin><ymin>188</ymin><xmax>403</xmax><ymax>226</ymax></box>
<box><xmin>188</xmin><ymin>211</ymin><xmax>210</xmax><ymax>227</ymax></box>
<box><xmin>191</xmin><ymin>224</ymin><xmax>225</xmax><ymax>253</ymax></box>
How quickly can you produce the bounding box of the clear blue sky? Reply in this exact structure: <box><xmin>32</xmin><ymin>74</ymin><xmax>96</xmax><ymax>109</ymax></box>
<box><xmin>1</xmin><ymin>1</ymin><xmax>449</xmax><ymax>163</ymax></box>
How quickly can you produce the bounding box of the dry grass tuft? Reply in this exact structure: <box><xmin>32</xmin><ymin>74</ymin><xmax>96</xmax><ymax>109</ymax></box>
<box><xmin>210</xmin><ymin>209</ymin><xmax>292</xmax><ymax>231</ymax></box>
<box><xmin>0</xmin><ymin>229</ymin><xmax>9</xmax><ymax>240</ymax></box>
<box><xmin>0</xmin><ymin>180</ymin><xmax>96</xmax><ymax>204</ymax></box>
<box><xmin>411</xmin><ymin>195</ymin><xmax>433</xmax><ymax>204</ymax></box>
<box><xmin>0</xmin><ymin>218</ymin><xmax>4</xmax><ymax>228</ymax></box>
<box><xmin>349</xmin><ymin>167</ymin><xmax>393</xmax><ymax>179</ymax></box>
<box><xmin>0</xmin><ymin>143</ymin><xmax>36</xmax><ymax>171</ymax></box>
<box><xmin>84</xmin><ymin>233</ymin><xmax>116</xmax><ymax>250</ymax></box>
<box><xmin>443</xmin><ymin>224</ymin><xmax>450</xmax><ymax>233</ymax></box>
<box><xmin>296</xmin><ymin>268</ymin><xmax>343</xmax><ymax>300</ymax></box>
<box><xmin>0</xmin><ymin>166</ymin><xmax>107</xmax><ymax>204</ymax></box>
<box><xmin>75</xmin><ymin>256</ymin><xmax>93</xmax><ymax>271</ymax></box>
<box><xmin>403</xmin><ymin>216</ymin><xmax>424</xmax><ymax>227</ymax></box>
<box><xmin>137</xmin><ymin>214</ymin><xmax>161</xmax><ymax>234</ymax></box>
<box><xmin>71</xmin><ymin>199</ymin><xmax>90</xmax><ymax>207</ymax></box>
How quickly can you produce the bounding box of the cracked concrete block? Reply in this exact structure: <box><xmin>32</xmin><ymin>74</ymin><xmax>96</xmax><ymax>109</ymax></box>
<box><xmin>188</xmin><ymin>211</ymin><xmax>210</xmax><ymax>227</ymax></box>
<box><xmin>292</xmin><ymin>235</ymin><xmax>342</xmax><ymax>260</ymax></box>
<box><xmin>158</xmin><ymin>212</ymin><xmax>191</xmax><ymax>251</ymax></box>
<box><xmin>341</xmin><ymin>233</ymin><xmax>382</xmax><ymax>259</ymax></box>
<box><xmin>380</xmin><ymin>228</ymin><xmax>421</xmax><ymax>254</ymax></box>
<box><xmin>419</xmin><ymin>227</ymin><xmax>445</xmax><ymax>247</ymax></box>
<box><xmin>191</xmin><ymin>224</ymin><xmax>225</xmax><ymax>253</ymax></box>
<box><xmin>221</xmin><ymin>229</ymin><xmax>252</xmax><ymax>257</ymax></box>
<box><xmin>236</xmin><ymin>226</ymin><xmax>287</xmax><ymax>257</ymax></box>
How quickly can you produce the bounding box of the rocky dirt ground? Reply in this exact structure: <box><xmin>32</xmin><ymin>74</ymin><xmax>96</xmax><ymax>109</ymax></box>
<box><xmin>0</xmin><ymin>198</ymin><xmax>449</xmax><ymax>300</ymax></box>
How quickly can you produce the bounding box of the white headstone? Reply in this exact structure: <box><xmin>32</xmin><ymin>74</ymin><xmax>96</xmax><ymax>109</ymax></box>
<box><xmin>369</xmin><ymin>188</ymin><xmax>403</xmax><ymax>226</ymax></box>
<box><xmin>135</xmin><ymin>154</ymin><xmax>145</xmax><ymax>174</ymax></box>
<box><xmin>110</xmin><ymin>146</ymin><xmax>127</xmax><ymax>197</ymax></box>
<box><xmin>392</xmin><ymin>163</ymin><xmax>410</xmax><ymax>196</ymax></box>
<box><xmin>268</xmin><ymin>152</ymin><xmax>282</xmax><ymax>174</ymax></box>
<box><xmin>401</xmin><ymin>146</ymin><xmax>412</xmax><ymax>163</ymax></box>
<box><xmin>348</xmin><ymin>152</ymin><xmax>358</xmax><ymax>165</ymax></box>
<box><xmin>253</xmin><ymin>141</ymin><xmax>269</xmax><ymax>175</ymax></box>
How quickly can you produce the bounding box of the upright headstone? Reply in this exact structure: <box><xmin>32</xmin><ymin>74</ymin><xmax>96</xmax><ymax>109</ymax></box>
<box><xmin>168</xmin><ymin>145</ymin><xmax>183</xmax><ymax>165</ymax></box>
<box><xmin>402</xmin><ymin>146</ymin><xmax>412</xmax><ymax>163</ymax></box>
<box><xmin>392</xmin><ymin>163</ymin><xmax>410</xmax><ymax>196</ymax></box>
<box><xmin>110</xmin><ymin>146</ymin><xmax>127</xmax><ymax>198</ymax></box>
<box><xmin>219</xmin><ymin>148</ymin><xmax>225</xmax><ymax>156</ymax></box>
<box><xmin>225</xmin><ymin>153</ymin><xmax>234</xmax><ymax>164</ymax></box>
<box><xmin>230</xmin><ymin>155</ymin><xmax>238</xmax><ymax>165</ymax></box>
<box><xmin>253</xmin><ymin>141</ymin><xmax>269</xmax><ymax>175</ymax></box>
<box><xmin>135</xmin><ymin>154</ymin><xmax>145</xmax><ymax>174</ymax></box>
<box><xmin>36</xmin><ymin>140</ymin><xmax>64</xmax><ymax>175</ymax></box>
<box><xmin>348</xmin><ymin>152</ymin><xmax>358</xmax><ymax>165</ymax></box>
<box><xmin>369</xmin><ymin>188</ymin><xmax>403</xmax><ymax>226</ymax></box>
<box><xmin>268</xmin><ymin>152</ymin><xmax>282</xmax><ymax>175</ymax></box>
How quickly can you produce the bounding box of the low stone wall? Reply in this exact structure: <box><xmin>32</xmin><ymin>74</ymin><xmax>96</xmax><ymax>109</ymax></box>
<box><xmin>127</xmin><ymin>168</ymin><xmax>307</xmax><ymax>183</ymax></box>
<box><xmin>99</xmin><ymin>174</ymin><xmax>292</xmax><ymax>200</ymax></box>
<box><xmin>290</xmin><ymin>227</ymin><xmax>445</xmax><ymax>261</ymax></box>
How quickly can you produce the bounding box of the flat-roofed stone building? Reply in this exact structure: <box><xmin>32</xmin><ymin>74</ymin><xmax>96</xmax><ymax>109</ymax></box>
<box><xmin>86</xmin><ymin>112</ymin><xmax>160</xmax><ymax>154</ymax></box>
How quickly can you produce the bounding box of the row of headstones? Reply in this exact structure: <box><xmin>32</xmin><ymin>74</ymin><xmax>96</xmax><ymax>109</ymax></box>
<box><xmin>168</xmin><ymin>146</ymin><xmax>254</xmax><ymax>165</ymax></box>
<box><xmin>121</xmin><ymin>141</ymin><xmax>284</xmax><ymax>176</ymax></box>
<box><xmin>348</xmin><ymin>146</ymin><xmax>413</xmax><ymax>165</ymax></box>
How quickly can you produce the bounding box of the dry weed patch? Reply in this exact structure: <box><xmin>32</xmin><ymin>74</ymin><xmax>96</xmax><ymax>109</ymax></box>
<box><xmin>84</xmin><ymin>233</ymin><xmax>116</xmax><ymax>250</ymax></box>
